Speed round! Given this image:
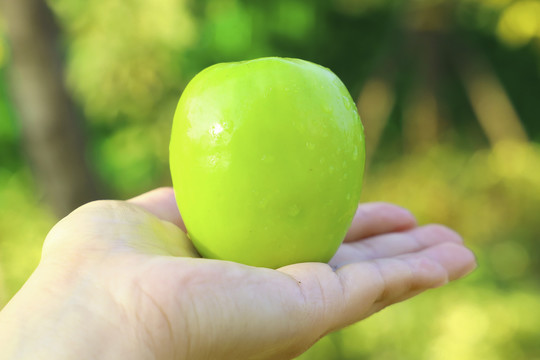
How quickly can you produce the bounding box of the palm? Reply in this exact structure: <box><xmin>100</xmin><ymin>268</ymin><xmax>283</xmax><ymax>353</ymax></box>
<box><xmin>42</xmin><ymin>188</ymin><xmax>475</xmax><ymax>360</ymax></box>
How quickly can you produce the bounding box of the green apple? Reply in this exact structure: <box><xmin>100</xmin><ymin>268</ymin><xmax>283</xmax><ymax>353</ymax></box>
<box><xmin>170</xmin><ymin>57</ymin><xmax>365</xmax><ymax>268</ymax></box>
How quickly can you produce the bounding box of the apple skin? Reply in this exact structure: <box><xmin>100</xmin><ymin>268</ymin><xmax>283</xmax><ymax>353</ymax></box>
<box><xmin>170</xmin><ymin>57</ymin><xmax>365</xmax><ymax>268</ymax></box>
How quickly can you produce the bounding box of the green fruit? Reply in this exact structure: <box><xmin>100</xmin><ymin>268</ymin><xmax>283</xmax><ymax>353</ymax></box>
<box><xmin>170</xmin><ymin>57</ymin><xmax>365</xmax><ymax>268</ymax></box>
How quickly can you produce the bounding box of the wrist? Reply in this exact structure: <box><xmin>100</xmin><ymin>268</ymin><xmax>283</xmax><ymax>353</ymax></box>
<box><xmin>0</xmin><ymin>263</ymin><xmax>153</xmax><ymax>360</ymax></box>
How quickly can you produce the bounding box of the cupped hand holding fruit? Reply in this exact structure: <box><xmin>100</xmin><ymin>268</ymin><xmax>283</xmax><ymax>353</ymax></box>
<box><xmin>0</xmin><ymin>187</ymin><xmax>476</xmax><ymax>360</ymax></box>
<box><xmin>0</xmin><ymin>58</ymin><xmax>476</xmax><ymax>360</ymax></box>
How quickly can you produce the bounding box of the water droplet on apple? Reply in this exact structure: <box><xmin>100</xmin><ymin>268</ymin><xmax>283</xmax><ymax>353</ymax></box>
<box><xmin>259</xmin><ymin>197</ymin><xmax>268</xmax><ymax>209</ymax></box>
<box><xmin>261</xmin><ymin>155</ymin><xmax>275</xmax><ymax>163</ymax></box>
<box><xmin>288</xmin><ymin>204</ymin><xmax>300</xmax><ymax>217</ymax></box>
<box><xmin>323</xmin><ymin>104</ymin><xmax>332</xmax><ymax>114</ymax></box>
<box><xmin>208</xmin><ymin>155</ymin><xmax>217</xmax><ymax>167</ymax></box>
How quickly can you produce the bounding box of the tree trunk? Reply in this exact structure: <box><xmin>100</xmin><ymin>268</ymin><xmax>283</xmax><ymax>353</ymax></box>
<box><xmin>0</xmin><ymin>0</ymin><xmax>100</xmax><ymax>217</ymax></box>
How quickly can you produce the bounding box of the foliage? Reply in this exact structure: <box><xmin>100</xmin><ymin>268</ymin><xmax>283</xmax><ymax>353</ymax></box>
<box><xmin>0</xmin><ymin>169</ymin><xmax>54</xmax><ymax>304</ymax></box>
<box><xmin>1</xmin><ymin>141</ymin><xmax>539</xmax><ymax>358</ymax></box>
<box><xmin>300</xmin><ymin>141</ymin><xmax>540</xmax><ymax>359</ymax></box>
<box><xmin>1</xmin><ymin>0</ymin><xmax>540</xmax><ymax>358</ymax></box>
<box><xmin>300</xmin><ymin>285</ymin><xmax>540</xmax><ymax>359</ymax></box>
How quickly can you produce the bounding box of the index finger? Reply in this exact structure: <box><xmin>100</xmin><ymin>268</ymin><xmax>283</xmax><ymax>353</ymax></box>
<box><xmin>128</xmin><ymin>187</ymin><xmax>187</xmax><ymax>231</ymax></box>
<box><xmin>344</xmin><ymin>202</ymin><xmax>417</xmax><ymax>242</ymax></box>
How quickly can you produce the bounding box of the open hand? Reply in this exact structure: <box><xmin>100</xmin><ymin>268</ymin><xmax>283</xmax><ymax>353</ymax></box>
<box><xmin>0</xmin><ymin>188</ymin><xmax>476</xmax><ymax>360</ymax></box>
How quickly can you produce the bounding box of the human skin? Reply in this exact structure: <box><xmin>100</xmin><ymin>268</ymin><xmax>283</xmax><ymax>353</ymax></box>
<box><xmin>0</xmin><ymin>187</ymin><xmax>476</xmax><ymax>360</ymax></box>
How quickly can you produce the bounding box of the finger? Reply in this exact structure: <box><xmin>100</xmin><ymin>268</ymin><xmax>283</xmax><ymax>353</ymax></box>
<box><xmin>366</xmin><ymin>242</ymin><xmax>477</xmax><ymax>313</ymax></box>
<box><xmin>128</xmin><ymin>187</ymin><xmax>186</xmax><ymax>231</ymax></box>
<box><xmin>331</xmin><ymin>224</ymin><xmax>463</xmax><ymax>267</ymax></box>
<box><xmin>280</xmin><ymin>242</ymin><xmax>476</xmax><ymax>334</ymax></box>
<box><xmin>344</xmin><ymin>202</ymin><xmax>417</xmax><ymax>242</ymax></box>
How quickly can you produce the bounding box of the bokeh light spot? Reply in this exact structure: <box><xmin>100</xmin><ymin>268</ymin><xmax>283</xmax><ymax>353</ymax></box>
<box><xmin>490</xmin><ymin>241</ymin><xmax>530</xmax><ymax>279</ymax></box>
<box><xmin>497</xmin><ymin>1</ymin><xmax>540</xmax><ymax>47</ymax></box>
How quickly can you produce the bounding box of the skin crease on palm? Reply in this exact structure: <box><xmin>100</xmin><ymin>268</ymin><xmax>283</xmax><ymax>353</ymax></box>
<box><xmin>0</xmin><ymin>188</ymin><xmax>476</xmax><ymax>360</ymax></box>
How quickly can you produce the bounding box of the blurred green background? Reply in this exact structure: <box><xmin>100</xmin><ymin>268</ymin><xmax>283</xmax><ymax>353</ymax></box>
<box><xmin>1</xmin><ymin>0</ymin><xmax>539</xmax><ymax>358</ymax></box>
